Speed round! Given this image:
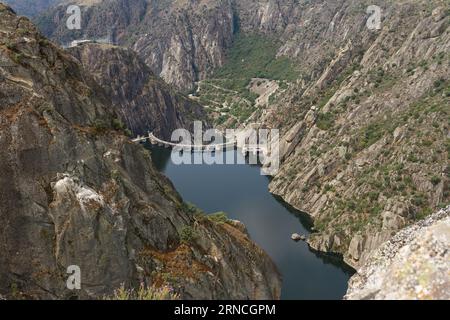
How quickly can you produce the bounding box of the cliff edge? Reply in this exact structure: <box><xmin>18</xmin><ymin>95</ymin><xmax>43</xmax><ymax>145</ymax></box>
<box><xmin>346</xmin><ymin>206</ymin><xmax>449</xmax><ymax>300</ymax></box>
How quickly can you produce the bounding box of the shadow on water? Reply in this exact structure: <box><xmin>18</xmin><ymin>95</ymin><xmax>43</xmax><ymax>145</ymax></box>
<box><xmin>148</xmin><ymin>145</ymin><xmax>355</xmax><ymax>299</ymax></box>
<box><xmin>272</xmin><ymin>195</ymin><xmax>315</xmax><ymax>231</ymax></box>
<box><xmin>307</xmin><ymin>247</ymin><xmax>356</xmax><ymax>276</ymax></box>
<box><xmin>273</xmin><ymin>194</ymin><xmax>355</xmax><ymax>276</ymax></box>
<box><xmin>147</xmin><ymin>142</ymin><xmax>172</xmax><ymax>172</ymax></box>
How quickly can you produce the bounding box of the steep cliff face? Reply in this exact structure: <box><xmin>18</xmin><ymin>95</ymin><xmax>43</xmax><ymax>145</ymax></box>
<box><xmin>262</xmin><ymin>1</ymin><xmax>449</xmax><ymax>268</ymax></box>
<box><xmin>346</xmin><ymin>206</ymin><xmax>450</xmax><ymax>300</ymax></box>
<box><xmin>69</xmin><ymin>43</ymin><xmax>207</xmax><ymax>139</ymax></box>
<box><xmin>36</xmin><ymin>0</ymin><xmax>329</xmax><ymax>91</ymax></box>
<box><xmin>37</xmin><ymin>0</ymin><xmax>235</xmax><ymax>91</ymax></box>
<box><xmin>0</xmin><ymin>4</ymin><xmax>281</xmax><ymax>299</ymax></box>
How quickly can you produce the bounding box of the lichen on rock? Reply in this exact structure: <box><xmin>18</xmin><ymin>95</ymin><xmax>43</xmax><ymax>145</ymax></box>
<box><xmin>346</xmin><ymin>206</ymin><xmax>450</xmax><ymax>300</ymax></box>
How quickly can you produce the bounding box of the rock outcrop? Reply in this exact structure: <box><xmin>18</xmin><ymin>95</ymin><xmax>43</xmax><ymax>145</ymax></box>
<box><xmin>69</xmin><ymin>43</ymin><xmax>207</xmax><ymax>139</ymax></box>
<box><xmin>346</xmin><ymin>206</ymin><xmax>450</xmax><ymax>300</ymax></box>
<box><xmin>0</xmin><ymin>4</ymin><xmax>281</xmax><ymax>300</ymax></box>
<box><xmin>260</xmin><ymin>0</ymin><xmax>450</xmax><ymax>268</ymax></box>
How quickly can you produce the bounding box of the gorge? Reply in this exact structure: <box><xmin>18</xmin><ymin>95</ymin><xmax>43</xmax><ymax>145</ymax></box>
<box><xmin>34</xmin><ymin>1</ymin><xmax>449</xmax><ymax>269</ymax></box>
<box><xmin>0</xmin><ymin>0</ymin><xmax>449</xmax><ymax>300</ymax></box>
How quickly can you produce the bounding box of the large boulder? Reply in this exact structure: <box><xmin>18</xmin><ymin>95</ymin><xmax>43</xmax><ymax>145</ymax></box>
<box><xmin>346</xmin><ymin>206</ymin><xmax>450</xmax><ymax>300</ymax></box>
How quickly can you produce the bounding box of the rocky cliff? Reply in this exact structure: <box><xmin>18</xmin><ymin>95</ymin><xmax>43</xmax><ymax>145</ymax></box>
<box><xmin>69</xmin><ymin>43</ymin><xmax>207</xmax><ymax>139</ymax></box>
<box><xmin>262</xmin><ymin>1</ymin><xmax>449</xmax><ymax>268</ymax></box>
<box><xmin>346</xmin><ymin>206</ymin><xmax>449</xmax><ymax>300</ymax></box>
<box><xmin>0</xmin><ymin>4</ymin><xmax>281</xmax><ymax>299</ymax></box>
<box><xmin>36</xmin><ymin>0</ymin><xmax>235</xmax><ymax>91</ymax></box>
<box><xmin>36</xmin><ymin>0</ymin><xmax>327</xmax><ymax>91</ymax></box>
<box><xmin>36</xmin><ymin>0</ymin><xmax>449</xmax><ymax>281</ymax></box>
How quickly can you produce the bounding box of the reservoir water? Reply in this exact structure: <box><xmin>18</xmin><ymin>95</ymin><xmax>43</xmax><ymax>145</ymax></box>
<box><xmin>150</xmin><ymin>146</ymin><xmax>354</xmax><ymax>300</ymax></box>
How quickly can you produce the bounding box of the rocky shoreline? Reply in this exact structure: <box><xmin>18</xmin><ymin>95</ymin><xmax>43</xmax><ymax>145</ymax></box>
<box><xmin>265</xmin><ymin>2</ymin><xmax>449</xmax><ymax>271</ymax></box>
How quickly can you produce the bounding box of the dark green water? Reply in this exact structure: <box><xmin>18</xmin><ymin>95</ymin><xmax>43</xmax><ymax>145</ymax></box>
<box><xmin>150</xmin><ymin>146</ymin><xmax>354</xmax><ymax>300</ymax></box>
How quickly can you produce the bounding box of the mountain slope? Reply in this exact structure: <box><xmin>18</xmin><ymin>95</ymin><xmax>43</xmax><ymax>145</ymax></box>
<box><xmin>36</xmin><ymin>0</ymin><xmax>234</xmax><ymax>91</ymax></box>
<box><xmin>0</xmin><ymin>4</ymin><xmax>281</xmax><ymax>299</ymax></box>
<box><xmin>36</xmin><ymin>0</ymin><xmax>309</xmax><ymax>91</ymax></box>
<box><xmin>261</xmin><ymin>2</ymin><xmax>450</xmax><ymax>267</ymax></box>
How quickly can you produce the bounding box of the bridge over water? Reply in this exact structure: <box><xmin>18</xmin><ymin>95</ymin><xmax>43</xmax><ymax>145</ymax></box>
<box><xmin>132</xmin><ymin>132</ymin><xmax>266</xmax><ymax>155</ymax></box>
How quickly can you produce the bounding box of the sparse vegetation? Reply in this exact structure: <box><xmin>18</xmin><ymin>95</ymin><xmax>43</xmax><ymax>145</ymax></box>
<box><xmin>112</xmin><ymin>118</ymin><xmax>126</xmax><ymax>131</ymax></box>
<box><xmin>215</xmin><ymin>34</ymin><xmax>298</xmax><ymax>82</ymax></box>
<box><xmin>316</xmin><ymin>112</ymin><xmax>335</xmax><ymax>131</ymax></box>
<box><xmin>197</xmin><ymin>33</ymin><xmax>299</xmax><ymax>126</ymax></box>
<box><xmin>431</xmin><ymin>176</ymin><xmax>441</xmax><ymax>186</ymax></box>
<box><xmin>180</xmin><ymin>226</ymin><xmax>199</xmax><ymax>244</ymax></box>
<box><xmin>208</xmin><ymin>212</ymin><xmax>229</xmax><ymax>224</ymax></box>
<box><xmin>93</xmin><ymin>119</ymin><xmax>109</xmax><ymax>133</ymax></box>
<box><xmin>105</xmin><ymin>283</ymin><xmax>179</xmax><ymax>300</ymax></box>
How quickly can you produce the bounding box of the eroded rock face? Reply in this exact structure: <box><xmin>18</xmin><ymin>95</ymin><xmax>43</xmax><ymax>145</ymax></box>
<box><xmin>0</xmin><ymin>5</ymin><xmax>281</xmax><ymax>300</ymax></box>
<box><xmin>37</xmin><ymin>0</ymin><xmax>236</xmax><ymax>91</ymax></box>
<box><xmin>345</xmin><ymin>206</ymin><xmax>450</xmax><ymax>300</ymax></box>
<box><xmin>69</xmin><ymin>43</ymin><xmax>207</xmax><ymax>139</ymax></box>
<box><xmin>36</xmin><ymin>0</ymin><xmax>337</xmax><ymax>91</ymax></box>
<box><xmin>261</xmin><ymin>0</ymin><xmax>450</xmax><ymax>268</ymax></box>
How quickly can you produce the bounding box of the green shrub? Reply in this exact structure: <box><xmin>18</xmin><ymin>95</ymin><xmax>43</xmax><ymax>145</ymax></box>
<box><xmin>17</xmin><ymin>28</ymin><xmax>28</xmax><ymax>36</ymax></box>
<box><xmin>368</xmin><ymin>191</ymin><xmax>380</xmax><ymax>202</ymax></box>
<box><xmin>434</xmin><ymin>79</ymin><xmax>444</xmax><ymax>89</ymax></box>
<box><xmin>4</xmin><ymin>40</ymin><xmax>14</xmax><ymax>50</ymax></box>
<box><xmin>412</xmin><ymin>194</ymin><xmax>426</xmax><ymax>206</ymax></box>
<box><xmin>93</xmin><ymin>119</ymin><xmax>109</xmax><ymax>133</ymax></box>
<box><xmin>316</xmin><ymin>112</ymin><xmax>335</xmax><ymax>131</ymax></box>
<box><xmin>182</xmin><ymin>202</ymin><xmax>204</xmax><ymax>216</ymax></box>
<box><xmin>415</xmin><ymin>207</ymin><xmax>433</xmax><ymax>221</ymax></box>
<box><xmin>430</xmin><ymin>176</ymin><xmax>441</xmax><ymax>186</ymax></box>
<box><xmin>111</xmin><ymin>170</ymin><xmax>120</xmax><ymax>181</ymax></box>
<box><xmin>124</xmin><ymin>129</ymin><xmax>132</xmax><ymax>137</ymax></box>
<box><xmin>112</xmin><ymin>118</ymin><xmax>126</xmax><ymax>131</ymax></box>
<box><xmin>208</xmin><ymin>212</ymin><xmax>229</xmax><ymax>224</ymax></box>
<box><xmin>180</xmin><ymin>226</ymin><xmax>199</xmax><ymax>244</ymax></box>
<box><xmin>407</xmin><ymin>154</ymin><xmax>419</xmax><ymax>163</ymax></box>
<box><xmin>11</xmin><ymin>53</ymin><xmax>24</xmax><ymax>64</ymax></box>
<box><xmin>353</xmin><ymin>122</ymin><xmax>386</xmax><ymax>151</ymax></box>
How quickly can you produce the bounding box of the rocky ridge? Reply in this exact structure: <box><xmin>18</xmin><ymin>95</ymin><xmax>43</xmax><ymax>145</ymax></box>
<box><xmin>36</xmin><ymin>0</ymin><xmax>344</xmax><ymax>91</ymax></box>
<box><xmin>345</xmin><ymin>206</ymin><xmax>450</xmax><ymax>300</ymax></box>
<box><xmin>37</xmin><ymin>0</ymin><xmax>235</xmax><ymax>91</ymax></box>
<box><xmin>0</xmin><ymin>4</ymin><xmax>281</xmax><ymax>299</ymax></box>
